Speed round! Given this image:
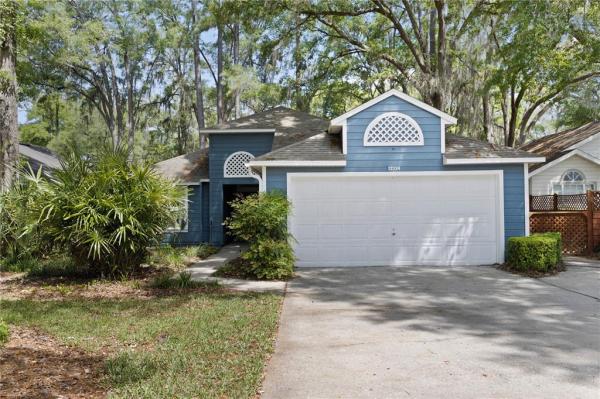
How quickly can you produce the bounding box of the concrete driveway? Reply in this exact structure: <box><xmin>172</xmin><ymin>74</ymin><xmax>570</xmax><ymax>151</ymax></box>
<box><xmin>261</xmin><ymin>259</ymin><xmax>600</xmax><ymax>398</ymax></box>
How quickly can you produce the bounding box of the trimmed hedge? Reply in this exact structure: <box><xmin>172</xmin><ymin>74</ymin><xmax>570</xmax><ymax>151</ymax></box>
<box><xmin>506</xmin><ymin>232</ymin><xmax>562</xmax><ymax>272</ymax></box>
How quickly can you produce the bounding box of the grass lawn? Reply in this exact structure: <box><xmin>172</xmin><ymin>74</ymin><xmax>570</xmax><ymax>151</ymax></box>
<box><xmin>0</xmin><ymin>287</ymin><xmax>282</xmax><ymax>398</ymax></box>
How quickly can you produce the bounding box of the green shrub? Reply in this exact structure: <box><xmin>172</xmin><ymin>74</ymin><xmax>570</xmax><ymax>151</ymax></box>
<box><xmin>0</xmin><ymin>167</ymin><xmax>48</xmax><ymax>260</ymax></box>
<box><xmin>224</xmin><ymin>192</ymin><xmax>294</xmax><ymax>280</ymax></box>
<box><xmin>150</xmin><ymin>271</ymin><xmax>218</xmax><ymax>289</ymax></box>
<box><xmin>534</xmin><ymin>232</ymin><xmax>562</xmax><ymax>262</ymax></box>
<box><xmin>18</xmin><ymin>148</ymin><xmax>186</xmax><ymax>276</ymax></box>
<box><xmin>507</xmin><ymin>234</ymin><xmax>561</xmax><ymax>272</ymax></box>
<box><xmin>0</xmin><ymin>320</ymin><xmax>8</xmax><ymax>345</ymax></box>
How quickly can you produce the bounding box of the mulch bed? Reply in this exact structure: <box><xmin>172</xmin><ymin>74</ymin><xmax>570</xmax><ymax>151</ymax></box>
<box><xmin>498</xmin><ymin>262</ymin><xmax>566</xmax><ymax>278</ymax></box>
<box><xmin>0</xmin><ymin>326</ymin><xmax>107</xmax><ymax>399</ymax></box>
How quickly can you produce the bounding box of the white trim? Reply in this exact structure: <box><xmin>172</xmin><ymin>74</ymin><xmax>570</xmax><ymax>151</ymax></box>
<box><xmin>199</xmin><ymin>128</ymin><xmax>275</xmax><ymax>134</ymax></box>
<box><xmin>166</xmin><ymin>195</ymin><xmax>189</xmax><ymax>233</ymax></box>
<box><xmin>565</xmin><ymin>132</ymin><xmax>599</xmax><ymax>151</ymax></box>
<box><xmin>363</xmin><ymin>112</ymin><xmax>424</xmax><ymax>146</ymax></box>
<box><xmin>342</xmin><ymin>120</ymin><xmax>348</xmax><ymax>154</ymax></box>
<box><xmin>287</xmin><ymin>170</ymin><xmax>505</xmax><ymax>266</ymax></box>
<box><xmin>224</xmin><ymin>151</ymin><xmax>256</xmax><ymax>178</ymax></box>
<box><xmin>528</xmin><ymin>149</ymin><xmax>600</xmax><ymax>177</ymax></box>
<box><xmin>444</xmin><ymin>156</ymin><xmax>545</xmax><ymax>165</ymax></box>
<box><xmin>247</xmin><ymin>160</ymin><xmax>347</xmax><ymax>167</ymax></box>
<box><xmin>440</xmin><ymin>122</ymin><xmax>446</xmax><ymax>154</ymax></box>
<box><xmin>260</xmin><ymin>166</ymin><xmax>267</xmax><ymax>192</ymax></box>
<box><xmin>524</xmin><ymin>164</ymin><xmax>530</xmax><ymax>236</ymax></box>
<box><xmin>330</xmin><ymin>89</ymin><xmax>458</xmax><ymax>126</ymax></box>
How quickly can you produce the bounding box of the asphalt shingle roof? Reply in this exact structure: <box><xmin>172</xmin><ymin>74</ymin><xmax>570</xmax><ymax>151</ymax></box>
<box><xmin>154</xmin><ymin>148</ymin><xmax>208</xmax><ymax>184</ymax></box>
<box><xmin>520</xmin><ymin>121</ymin><xmax>600</xmax><ymax>170</ymax></box>
<box><xmin>445</xmin><ymin>134</ymin><xmax>541</xmax><ymax>160</ymax></box>
<box><xmin>19</xmin><ymin>143</ymin><xmax>61</xmax><ymax>173</ymax></box>
<box><xmin>202</xmin><ymin>106</ymin><xmax>329</xmax><ymax>150</ymax></box>
<box><xmin>253</xmin><ymin>132</ymin><xmax>344</xmax><ymax>162</ymax></box>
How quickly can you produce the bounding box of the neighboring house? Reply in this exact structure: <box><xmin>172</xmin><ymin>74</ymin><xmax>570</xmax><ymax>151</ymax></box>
<box><xmin>521</xmin><ymin>122</ymin><xmax>600</xmax><ymax>195</ymax></box>
<box><xmin>18</xmin><ymin>143</ymin><xmax>61</xmax><ymax>176</ymax></box>
<box><xmin>156</xmin><ymin>90</ymin><xmax>544</xmax><ymax>266</ymax></box>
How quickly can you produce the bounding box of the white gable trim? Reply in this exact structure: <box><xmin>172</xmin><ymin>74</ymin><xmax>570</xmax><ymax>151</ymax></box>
<box><xmin>565</xmin><ymin>131</ymin><xmax>600</xmax><ymax>151</ymax></box>
<box><xmin>528</xmin><ymin>149</ymin><xmax>600</xmax><ymax>177</ymax></box>
<box><xmin>330</xmin><ymin>89</ymin><xmax>458</xmax><ymax>126</ymax></box>
<box><xmin>247</xmin><ymin>160</ymin><xmax>347</xmax><ymax>167</ymax></box>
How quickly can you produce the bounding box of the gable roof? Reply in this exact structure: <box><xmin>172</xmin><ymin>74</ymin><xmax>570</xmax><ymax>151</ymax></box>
<box><xmin>200</xmin><ymin>106</ymin><xmax>329</xmax><ymax>150</ymax></box>
<box><xmin>19</xmin><ymin>143</ymin><xmax>61</xmax><ymax>173</ymax></box>
<box><xmin>520</xmin><ymin>121</ymin><xmax>600</xmax><ymax>171</ymax></box>
<box><xmin>443</xmin><ymin>135</ymin><xmax>544</xmax><ymax>164</ymax></box>
<box><xmin>154</xmin><ymin>148</ymin><xmax>208</xmax><ymax>184</ymax></box>
<box><xmin>330</xmin><ymin>89</ymin><xmax>458</xmax><ymax>126</ymax></box>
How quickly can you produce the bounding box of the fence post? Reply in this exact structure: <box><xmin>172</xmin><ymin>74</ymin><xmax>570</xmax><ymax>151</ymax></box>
<box><xmin>553</xmin><ymin>193</ymin><xmax>558</xmax><ymax>211</ymax></box>
<box><xmin>587</xmin><ymin>190</ymin><xmax>594</xmax><ymax>255</ymax></box>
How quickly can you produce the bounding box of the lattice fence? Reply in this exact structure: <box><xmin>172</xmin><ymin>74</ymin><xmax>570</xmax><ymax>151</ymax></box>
<box><xmin>593</xmin><ymin>191</ymin><xmax>600</xmax><ymax>211</ymax></box>
<box><xmin>530</xmin><ymin>213</ymin><xmax>588</xmax><ymax>255</ymax></box>
<box><xmin>530</xmin><ymin>193</ymin><xmax>588</xmax><ymax>211</ymax></box>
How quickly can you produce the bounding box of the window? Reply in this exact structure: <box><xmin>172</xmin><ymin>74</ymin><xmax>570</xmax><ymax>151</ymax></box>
<box><xmin>363</xmin><ymin>112</ymin><xmax>424</xmax><ymax>146</ymax></box>
<box><xmin>224</xmin><ymin>151</ymin><xmax>256</xmax><ymax>178</ymax></box>
<box><xmin>167</xmin><ymin>195</ymin><xmax>188</xmax><ymax>232</ymax></box>
<box><xmin>552</xmin><ymin>169</ymin><xmax>596</xmax><ymax>194</ymax></box>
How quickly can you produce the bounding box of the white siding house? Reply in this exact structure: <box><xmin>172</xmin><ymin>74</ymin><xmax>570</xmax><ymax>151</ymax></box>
<box><xmin>522</xmin><ymin>122</ymin><xmax>600</xmax><ymax>195</ymax></box>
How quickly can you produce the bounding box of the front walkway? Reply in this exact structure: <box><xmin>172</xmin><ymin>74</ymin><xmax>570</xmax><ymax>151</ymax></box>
<box><xmin>261</xmin><ymin>259</ymin><xmax>600</xmax><ymax>398</ymax></box>
<box><xmin>186</xmin><ymin>244</ymin><xmax>286</xmax><ymax>293</ymax></box>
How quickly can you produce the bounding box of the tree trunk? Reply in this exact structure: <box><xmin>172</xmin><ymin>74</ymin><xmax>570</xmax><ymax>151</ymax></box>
<box><xmin>124</xmin><ymin>50</ymin><xmax>135</xmax><ymax>158</ymax></box>
<box><xmin>216</xmin><ymin>23</ymin><xmax>225</xmax><ymax>123</ymax></box>
<box><xmin>191</xmin><ymin>0</ymin><xmax>206</xmax><ymax>149</ymax></box>
<box><xmin>233</xmin><ymin>22</ymin><xmax>240</xmax><ymax>119</ymax></box>
<box><xmin>0</xmin><ymin>2</ymin><xmax>19</xmax><ymax>192</ymax></box>
<box><xmin>294</xmin><ymin>12</ymin><xmax>304</xmax><ymax>111</ymax></box>
<box><xmin>482</xmin><ymin>91</ymin><xmax>493</xmax><ymax>143</ymax></box>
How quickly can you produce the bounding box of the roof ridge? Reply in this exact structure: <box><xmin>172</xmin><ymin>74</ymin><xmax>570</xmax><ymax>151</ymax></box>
<box><xmin>521</xmin><ymin>121</ymin><xmax>600</xmax><ymax>149</ymax></box>
<box><xmin>255</xmin><ymin>132</ymin><xmax>328</xmax><ymax>159</ymax></box>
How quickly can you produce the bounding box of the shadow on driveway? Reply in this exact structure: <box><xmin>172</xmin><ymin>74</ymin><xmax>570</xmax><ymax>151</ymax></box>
<box><xmin>261</xmin><ymin>263</ymin><xmax>599</xmax><ymax>399</ymax></box>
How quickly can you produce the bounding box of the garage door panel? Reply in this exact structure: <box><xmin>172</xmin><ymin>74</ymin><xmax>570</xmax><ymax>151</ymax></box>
<box><xmin>289</xmin><ymin>173</ymin><xmax>502</xmax><ymax>267</ymax></box>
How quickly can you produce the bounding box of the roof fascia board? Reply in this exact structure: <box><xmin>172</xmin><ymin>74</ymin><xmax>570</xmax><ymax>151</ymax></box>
<box><xmin>528</xmin><ymin>149</ymin><xmax>600</xmax><ymax>177</ymax></box>
<box><xmin>443</xmin><ymin>156</ymin><xmax>545</xmax><ymax>165</ymax></box>
<box><xmin>330</xmin><ymin>89</ymin><xmax>457</xmax><ymax>126</ymax></box>
<box><xmin>247</xmin><ymin>160</ymin><xmax>346</xmax><ymax>167</ymax></box>
<box><xmin>199</xmin><ymin>128</ymin><xmax>276</xmax><ymax>133</ymax></box>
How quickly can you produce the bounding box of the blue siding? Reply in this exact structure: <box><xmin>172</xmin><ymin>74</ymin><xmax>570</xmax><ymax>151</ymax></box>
<box><xmin>208</xmin><ymin>133</ymin><xmax>274</xmax><ymax>245</ymax></box>
<box><xmin>265</xmin><ymin>95</ymin><xmax>527</xmax><ymax>244</ymax></box>
<box><xmin>164</xmin><ymin>184</ymin><xmax>205</xmax><ymax>246</ymax></box>
<box><xmin>346</xmin><ymin>96</ymin><xmax>443</xmax><ymax>171</ymax></box>
<box><xmin>201</xmin><ymin>182</ymin><xmax>210</xmax><ymax>242</ymax></box>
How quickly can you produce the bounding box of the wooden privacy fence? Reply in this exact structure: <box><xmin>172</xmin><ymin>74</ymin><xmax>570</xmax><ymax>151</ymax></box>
<box><xmin>530</xmin><ymin>191</ymin><xmax>600</xmax><ymax>255</ymax></box>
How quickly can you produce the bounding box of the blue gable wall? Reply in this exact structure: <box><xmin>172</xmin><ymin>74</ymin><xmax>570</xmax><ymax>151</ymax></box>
<box><xmin>346</xmin><ymin>96</ymin><xmax>443</xmax><ymax>171</ymax></box>
<box><xmin>208</xmin><ymin>133</ymin><xmax>274</xmax><ymax>245</ymax></box>
<box><xmin>266</xmin><ymin>94</ymin><xmax>527</xmax><ymax>243</ymax></box>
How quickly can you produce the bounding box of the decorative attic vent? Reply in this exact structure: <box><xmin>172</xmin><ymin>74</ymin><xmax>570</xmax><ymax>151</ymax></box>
<box><xmin>363</xmin><ymin>112</ymin><xmax>424</xmax><ymax>146</ymax></box>
<box><xmin>224</xmin><ymin>151</ymin><xmax>256</xmax><ymax>178</ymax></box>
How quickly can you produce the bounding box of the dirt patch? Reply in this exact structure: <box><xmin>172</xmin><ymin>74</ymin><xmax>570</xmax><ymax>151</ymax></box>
<box><xmin>0</xmin><ymin>326</ymin><xmax>107</xmax><ymax>399</ymax></box>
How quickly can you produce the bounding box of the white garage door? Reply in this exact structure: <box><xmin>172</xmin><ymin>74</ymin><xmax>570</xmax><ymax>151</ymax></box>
<box><xmin>287</xmin><ymin>171</ymin><xmax>504</xmax><ymax>267</ymax></box>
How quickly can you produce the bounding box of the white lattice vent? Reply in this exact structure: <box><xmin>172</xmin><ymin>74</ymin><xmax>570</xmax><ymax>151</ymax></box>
<box><xmin>364</xmin><ymin>112</ymin><xmax>424</xmax><ymax>146</ymax></box>
<box><xmin>224</xmin><ymin>151</ymin><xmax>256</xmax><ymax>178</ymax></box>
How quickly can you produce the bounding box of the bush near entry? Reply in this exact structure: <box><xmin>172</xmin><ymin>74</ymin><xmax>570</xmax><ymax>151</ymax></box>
<box><xmin>507</xmin><ymin>232</ymin><xmax>562</xmax><ymax>272</ymax></box>
<box><xmin>224</xmin><ymin>192</ymin><xmax>294</xmax><ymax>280</ymax></box>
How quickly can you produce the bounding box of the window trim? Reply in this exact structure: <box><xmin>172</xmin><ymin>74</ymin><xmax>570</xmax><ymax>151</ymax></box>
<box><xmin>551</xmin><ymin>169</ymin><xmax>596</xmax><ymax>194</ymax></box>
<box><xmin>166</xmin><ymin>194</ymin><xmax>189</xmax><ymax>233</ymax></box>
<box><xmin>363</xmin><ymin>112</ymin><xmax>425</xmax><ymax>147</ymax></box>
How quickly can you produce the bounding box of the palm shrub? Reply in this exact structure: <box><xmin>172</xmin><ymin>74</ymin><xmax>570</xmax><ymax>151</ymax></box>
<box><xmin>0</xmin><ymin>167</ymin><xmax>47</xmax><ymax>262</ymax></box>
<box><xmin>225</xmin><ymin>192</ymin><xmax>294</xmax><ymax>279</ymax></box>
<box><xmin>27</xmin><ymin>147</ymin><xmax>186</xmax><ymax>275</ymax></box>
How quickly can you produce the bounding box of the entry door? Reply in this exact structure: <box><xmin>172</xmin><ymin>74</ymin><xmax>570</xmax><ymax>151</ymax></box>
<box><xmin>287</xmin><ymin>172</ymin><xmax>504</xmax><ymax>267</ymax></box>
